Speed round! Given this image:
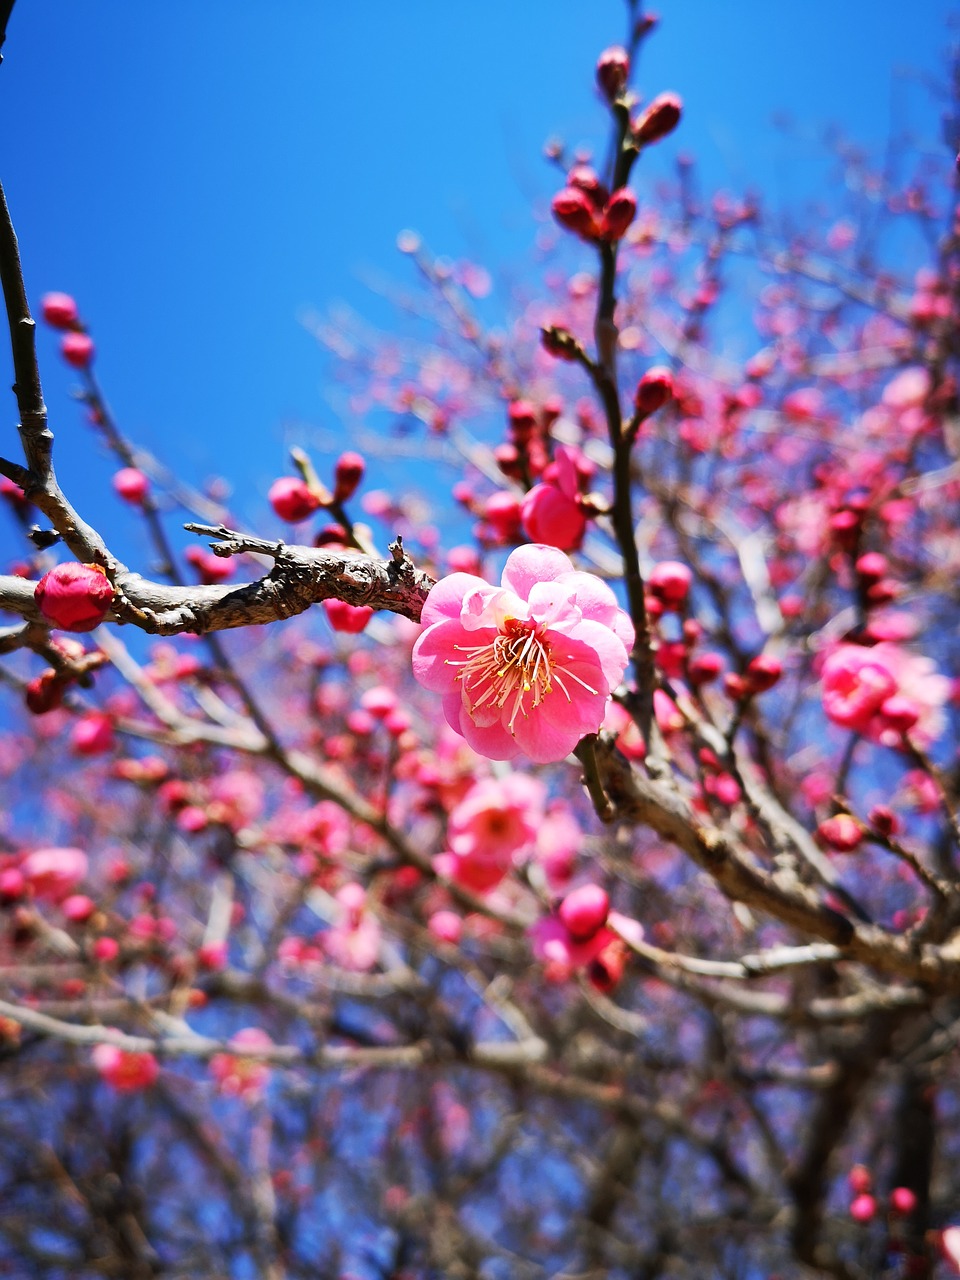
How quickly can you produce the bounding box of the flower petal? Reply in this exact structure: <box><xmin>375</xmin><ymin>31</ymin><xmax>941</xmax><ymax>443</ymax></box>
<box><xmin>501</xmin><ymin>544</ymin><xmax>575</xmax><ymax>600</ymax></box>
<box><xmin>420</xmin><ymin>572</ymin><xmax>489</xmax><ymax>628</ymax></box>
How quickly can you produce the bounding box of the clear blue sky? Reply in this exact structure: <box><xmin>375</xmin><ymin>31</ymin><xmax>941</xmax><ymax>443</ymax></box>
<box><xmin>0</xmin><ymin>1</ymin><xmax>955</xmax><ymax>550</ymax></box>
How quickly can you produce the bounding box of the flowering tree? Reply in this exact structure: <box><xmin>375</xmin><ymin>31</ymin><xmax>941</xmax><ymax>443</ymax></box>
<box><xmin>2</xmin><ymin>4</ymin><xmax>960</xmax><ymax>1278</ymax></box>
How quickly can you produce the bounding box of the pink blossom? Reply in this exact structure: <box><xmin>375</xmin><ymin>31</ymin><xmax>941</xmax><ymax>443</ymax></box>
<box><xmin>209</xmin><ymin>1027</ymin><xmax>274</xmax><ymax>1100</ymax></box>
<box><xmin>440</xmin><ymin>773</ymin><xmax>546</xmax><ymax>891</ymax></box>
<box><xmin>412</xmin><ymin>544</ymin><xmax>634</xmax><ymax>763</ymax></box>
<box><xmin>448</xmin><ymin>774</ymin><xmax>545</xmax><ymax>863</ymax></box>
<box><xmin>323</xmin><ymin>884</ymin><xmax>381</xmax><ymax>971</ymax></box>
<box><xmin>821</xmin><ymin>643</ymin><xmax>948</xmax><ymax>746</ymax></box>
<box><xmin>21</xmin><ymin>846</ymin><xmax>88</xmax><ymax>902</ymax></box>
<box><xmin>92</xmin><ymin>1042</ymin><xmax>159</xmax><ymax>1092</ymax></box>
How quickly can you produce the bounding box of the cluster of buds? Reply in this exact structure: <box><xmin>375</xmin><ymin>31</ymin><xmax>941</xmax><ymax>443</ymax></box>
<box><xmin>40</xmin><ymin>292</ymin><xmax>96</xmax><ymax>369</ymax></box>
<box><xmin>552</xmin><ymin>166</ymin><xmax>637</xmax><ymax>243</ymax></box>
<box><xmin>268</xmin><ymin>450</ymin><xmax>366</xmax><ymax>523</ymax></box>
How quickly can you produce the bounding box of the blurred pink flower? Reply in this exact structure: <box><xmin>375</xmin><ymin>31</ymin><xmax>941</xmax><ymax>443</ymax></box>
<box><xmin>821</xmin><ymin>642</ymin><xmax>948</xmax><ymax>746</ymax></box>
<box><xmin>413</xmin><ymin>544</ymin><xmax>634</xmax><ymax>762</ymax></box>
<box><xmin>92</xmin><ymin>1042</ymin><xmax>159</xmax><ymax>1092</ymax></box>
<box><xmin>210</xmin><ymin>1027</ymin><xmax>274</xmax><ymax>1101</ymax></box>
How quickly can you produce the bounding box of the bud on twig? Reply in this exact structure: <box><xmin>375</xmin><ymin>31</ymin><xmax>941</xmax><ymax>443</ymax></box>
<box><xmin>599</xmin><ymin>188</ymin><xmax>637</xmax><ymax>241</ymax></box>
<box><xmin>540</xmin><ymin>325</ymin><xmax>584</xmax><ymax>362</ymax></box>
<box><xmin>633</xmin><ymin>92</ymin><xmax>683</xmax><ymax>146</ymax></box>
<box><xmin>595</xmin><ymin>45</ymin><xmax>630</xmax><ymax>101</ymax></box>
<box><xmin>635</xmin><ymin>366</ymin><xmax>674</xmax><ymax>416</ymax></box>
<box><xmin>551</xmin><ymin>187</ymin><xmax>600</xmax><ymax>239</ymax></box>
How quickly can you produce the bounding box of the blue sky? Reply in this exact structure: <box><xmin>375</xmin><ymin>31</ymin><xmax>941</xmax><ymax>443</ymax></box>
<box><xmin>0</xmin><ymin>1</ymin><xmax>955</xmax><ymax>549</ymax></box>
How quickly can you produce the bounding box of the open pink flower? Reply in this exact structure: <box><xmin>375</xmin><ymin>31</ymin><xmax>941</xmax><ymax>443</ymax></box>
<box><xmin>821</xmin><ymin>642</ymin><xmax>948</xmax><ymax>746</ymax></box>
<box><xmin>412</xmin><ymin>545</ymin><xmax>634</xmax><ymax>763</ymax></box>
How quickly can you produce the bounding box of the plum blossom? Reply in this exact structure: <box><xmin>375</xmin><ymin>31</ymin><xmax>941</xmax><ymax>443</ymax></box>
<box><xmin>412</xmin><ymin>544</ymin><xmax>634</xmax><ymax>763</ymax></box>
<box><xmin>92</xmin><ymin>1041</ymin><xmax>159</xmax><ymax>1092</ymax></box>
<box><xmin>821</xmin><ymin>642</ymin><xmax>948</xmax><ymax>747</ymax></box>
<box><xmin>209</xmin><ymin>1027</ymin><xmax>274</xmax><ymax>1101</ymax></box>
<box><xmin>436</xmin><ymin>773</ymin><xmax>546</xmax><ymax>892</ymax></box>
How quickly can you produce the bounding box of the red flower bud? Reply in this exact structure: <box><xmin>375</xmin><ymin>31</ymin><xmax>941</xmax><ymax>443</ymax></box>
<box><xmin>599</xmin><ymin>187</ymin><xmax>637</xmax><ymax>241</ymax></box>
<box><xmin>60</xmin><ymin>331</ymin><xmax>95</xmax><ymax>368</ymax></box>
<box><xmin>333</xmin><ymin>451</ymin><xmax>365</xmax><ymax>502</ymax></box>
<box><xmin>633</xmin><ymin>92</ymin><xmax>683</xmax><ymax>145</ymax></box>
<box><xmin>552</xmin><ymin>186</ymin><xmax>601</xmax><ymax>239</ymax></box>
<box><xmin>596</xmin><ymin>45</ymin><xmax>630</xmax><ymax>100</ymax></box>
<box><xmin>323</xmin><ymin>599</ymin><xmax>373</xmax><ymax>634</ymax></box>
<box><xmin>268</xmin><ymin>476</ymin><xmax>320</xmax><ymax>523</ymax></box>
<box><xmin>41</xmin><ymin>292</ymin><xmax>79</xmax><ymax>329</ymax></box>
<box><xmin>25</xmin><ymin>669</ymin><xmax>65</xmax><ymax>714</ymax></box>
<box><xmin>635</xmin><ymin>366</ymin><xmax>674</xmax><ymax>416</ymax></box>
<box><xmin>34</xmin><ymin>562</ymin><xmax>114</xmax><ymax>631</ymax></box>
<box><xmin>817</xmin><ymin>814</ymin><xmax>863</xmax><ymax>853</ymax></box>
<box><xmin>688</xmin><ymin>651</ymin><xmax>723</xmax><ymax>686</ymax></box>
<box><xmin>745</xmin><ymin>653</ymin><xmax>782</xmax><ymax>693</ymax></box>
<box><xmin>848</xmin><ymin>1164</ymin><xmax>872</xmax><ymax>1195</ymax></box>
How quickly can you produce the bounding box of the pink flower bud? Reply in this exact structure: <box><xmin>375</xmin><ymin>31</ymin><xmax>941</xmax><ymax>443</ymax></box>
<box><xmin>817</xmin><ymin>814</ymin><xmax>863</xmax><ymax>853</ymax></box>
<box><xmin>559</xmin><ymin>883</ymin><xmax>610</xmax><ymax>941</ymax></box>
<box><xmin>855</xmin><ymin>551</ymin><xmax>888</xmax><ymax>582</ymax></box>
<box><xmin>890</xmin><ymin>1186</ymin><xmax>917</xmax><ymax>1215</ymax></box>
<box><xmin>113</xmin><ymin>467</ymin><xmax>150</xmax><ymax>504</ymax></box>
<box><xmin>485</xmin><ymin>490</ymin><xmax>523</xmax><ymax>540</ymax></box>
<box><xmin>848</xmin><ymin>1164</ymin><xmax>872</xmax><ymax>1194</ymax></box>
<box><xmin>185</xmin><ymin>545</ymin><xmax>235</xmax><ymax>584</ymax></box>
<box><xmin>428</xmin><ymin>910</ymin><xmax>463</xmax><ymax>944</ymax></box>
<box><xmin>0</xmin><ymin>868</ymin><xmax>25</xmax><ymax>899</ymax></box>
<box><xmin>60</xmin><ymin>331</ymin><xmax>95</xmax><ymax>368</ymax></box>
<box><xmin>551</xmin><ymin>187</ymin><xmax>601</xmax><ymax>239</ymax></box>
<box><xmin>197</xmin><ymin>940</ymin><xmax>228</xmax><ymax>970</ymax></box>
<box><xmin>567</xmin><ymin>165</ymin><xmax>606</xmax><ymax>203</ymax></box>
<box><xmin>62</xmin><ymin>894</ymin><xmax>95</xmax><ymax>923</ymax></box>
<box><xmin>333</xmin><ymin>451</ymin><xmax>365</xmax><ymax>502</ymax></box>
<box><xmin>92</xmin><ymin>936</ymin><xmax>120</xmax><ymax>962</ymax></box>
<box><xmin>849</xmin><ymin>1193</ymin><xmax>876</xmax><ymax>1223</ymax></box>
<box><xmin>596</xmin><ymin>45</ymin><xmax>630</xmax><ymax>100</ymax></box>
<box><xmin>268</xmin><ymin>476</ymin><xmax>320</xmax><ymax>523</ymax></box>
<box><xmin>34</xmin><ymin>562</ymin><xmax>114</xmax><ymax>631</ymax></box>
<box><xmin>599</xmin><ymin>187</ymin><xmax>637</xmax><ymax>241</ymax></box>
<box><xmin>635</xmin><ymin>366</ymin><xmax>674</xmax><ymax>416</ymax></box>
<box><xmin>633</xmin><ymin>92</ymin><xmax>683</xmax><ymax>145</ymax></box>
<box><xmin>648</xmin><ymin>560</ymin><xmax>692</xmax><ymax>608</ymax></box>
<box><xmin>41</xmin><ymin>292</ymin><xmax>79</xmax><ymax>329</ymax></box>
<box><xmin>71</xmin><ymin>712</ymin><xmax>115</xmax><ymax>756</ymax></box>
<box><xmin>323</xmin><ymin>599</ymin><xmax>374</xmax><ymax>633</ymax></box>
